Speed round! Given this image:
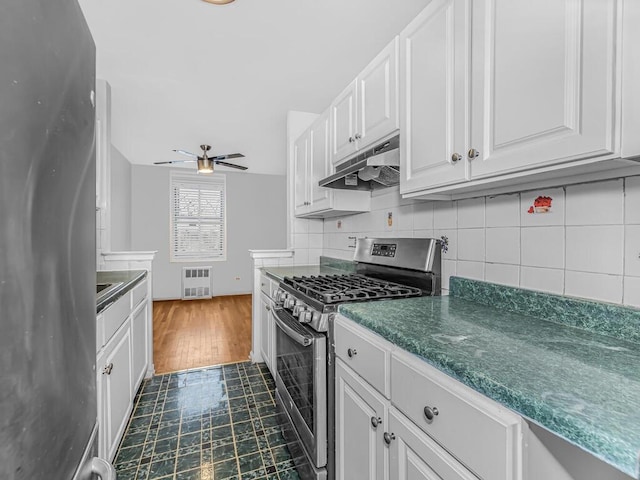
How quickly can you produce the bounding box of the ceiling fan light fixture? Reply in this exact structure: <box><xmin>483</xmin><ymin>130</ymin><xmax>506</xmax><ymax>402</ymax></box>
<box><xmin>197</xmin><ymin>158</ymin><xmax>214</xmax><ymax>174</ymax></box>
<box><xmin>201</xmin><ymin>0</ymin><xmax>235</xmax><ymax>4</ymax></box>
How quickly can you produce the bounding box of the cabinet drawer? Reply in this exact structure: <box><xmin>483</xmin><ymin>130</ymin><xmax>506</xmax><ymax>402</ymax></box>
<box><xmin>260</xmin><ymin>273</ymin><xmax>272</xmax><ymax>297</ymax></box>
<box><xmin>391</xmin><ymin>351</ymin><xmax>523</xmax><ymax>480</ymax></box>
<box><xmin>131</xmin><ymin>279</ymin><xmax>147</xmax><ymax>309</ymax></box>
<box><xmin>334</xmin><ymin>316</ymin><xmax>392</xmax><ymax>397</ymax></box>
<box><xmin>102</xmin><ymin>291</ymin><xmax>132</xmax><ymax>346</ymax></box>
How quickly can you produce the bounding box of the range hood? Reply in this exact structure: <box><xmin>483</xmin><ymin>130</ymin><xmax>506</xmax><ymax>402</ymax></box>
<box><xmin>319</xmin><ymin>135</ymin><xmax>400</xmax><ymax>191</ymax></box>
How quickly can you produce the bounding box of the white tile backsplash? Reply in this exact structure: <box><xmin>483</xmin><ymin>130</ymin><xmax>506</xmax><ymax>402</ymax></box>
<box><xmin>457</xmin><ymin>198</ymin><xmax>485</xmax><ymax>228</ymax></box>
<box><xmin>434</xmin><ymin>201</ymin><xmax>457</xmax><ymax>229</ymax></box>
<box><xmin>520</xmin><ymin>187</ymin><xmax>565</xmax><ymax>227</ymax></box>
<box><xmin>486</xmin><ymin>194</ymin><xmax>520</xmax><ymax>227</ymax></box>
<box><xmin>623</xmin><ymin>276</ymin><xmax>640</xmax><ymax>307</ymax></box>
<box><xmin>564</xmin><ymin>271</ymin><xmax>623</xmax><ymax>304</ymax></box>
<box><xmin>485</xmin><ymin>228</ymin><xmax>520</xmax><ymax>264</ymax></box>
<box><xmin>625</xmin><ymin>176</ymin><xmax>640</xmax><ymax>224</ymax></box>
<box><xmin>565</xmin><ymin>225</ymin><xmax>624</xmax><ymax>275</ymax></box>
<box><xmin>624</xmin><ymin>225</ymin><xmax>640</xmax><ymax>277</ymax></box>
<box><xmin>565</xmin><ymin>180</ymin><xmax>624</xmax><ymax>225</ymax></box>
<box><xmin>520</xmin><ymin>266</ymin><xmax>564</xmax><ymax>295</ymax></box>
<box><xmin>319</xmin><ymin>176</ymin><xmax>640</xmax><ymax>307</ymax></box>
<box><xmin>485</xmin><ymin>263</ymin><xmax>520</xmax><ymax>286</ymax></box>
<box><xmin>521</xmin><ymin>226</ymin><xmax>564</xmax><ymax>269</ymax></box>
<box><xmin>457</xmin><ymin>261</ymin><xmax>485</xmax><ymax>281</ymax></box>
<box><xmin>457</xmin><ymin>228</ymin><xmax>485</xmax><ymax>262</ymax></box>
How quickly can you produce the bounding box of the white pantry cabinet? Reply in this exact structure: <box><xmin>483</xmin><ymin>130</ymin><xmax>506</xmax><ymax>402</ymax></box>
<box><xmin>331</xmin><ymin>37</ymin><xmax>399</xmax><ymax>165</ymax></box>
<box><xmin>96</xmin><ymin>278</ymin><xmax>149</xmax><ymax>461</ymax></box>
<box><xmin>334</xmin><ymin>315</ymin><xmax>525</xmax><ymax>480</ymax></box>
<box><xmin>294</xmin><ymin>110</ymin><xmax>371</xmax><ymax>218</ymax></box>
<box><xmin>400</xmin><ymin>0</ymin><xmax>640</xmax><ymax>198</ymax></box>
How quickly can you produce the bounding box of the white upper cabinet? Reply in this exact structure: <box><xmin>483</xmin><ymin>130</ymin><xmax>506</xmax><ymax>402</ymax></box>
<box><xmin>331</xmin><ymin>80</ymin><xmax>358</xmax><ymax>163</ymax></box>
<box><xmin>469</xmin><ymin>0</ymin><xmax>618</xmax><ymax>178</ymax></box>
<box><xmin>295</xmin><ymin>111</ymin><xmax>370</xmax><ymax>218</ymax></box>
<box><xmin>400</xmin><ymin>0</ymin><xmax>470</xmax><ymax>194</ymax></box>
<box><xmin>400</xmin><ymin>0</ymin><xmax>638</xmax><ymax>198</ymax></box>
<box><xmin>331</xmin><ymin>37</ymin><xmax>399</xmax><ymax>166</ymax></box>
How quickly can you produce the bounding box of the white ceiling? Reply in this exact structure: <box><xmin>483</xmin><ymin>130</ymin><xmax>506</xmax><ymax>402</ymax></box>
<box><xmin>78</xmin><ymin>0</ymin><xmax>430</xmax><ymax>175</ymax></box>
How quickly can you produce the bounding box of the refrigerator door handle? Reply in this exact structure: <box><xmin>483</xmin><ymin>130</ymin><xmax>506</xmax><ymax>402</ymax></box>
<box><xmin>89</xmin><ymin>457</ymin><xmax>116</xmax><ymax>480</ymax></box>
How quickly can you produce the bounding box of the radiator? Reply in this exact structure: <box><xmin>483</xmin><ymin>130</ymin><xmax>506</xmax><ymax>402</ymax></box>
<box><xmin>181</xmin><ymin>266</ymin><xmax>212</xmax><ymax>300</ymax></box>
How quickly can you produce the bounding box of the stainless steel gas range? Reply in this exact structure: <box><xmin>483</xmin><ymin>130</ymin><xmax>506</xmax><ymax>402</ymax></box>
<box><xmin>272</xmin><ymin>237</ymin><xmax>442</xmax><ymax>480</ymax></box>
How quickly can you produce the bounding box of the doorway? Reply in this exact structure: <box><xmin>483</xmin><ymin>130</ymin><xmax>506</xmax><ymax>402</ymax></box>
<box><xmin>152</xmin><ymin>294</ymin><xmax>252</xmax><ymax>373</ymax></box>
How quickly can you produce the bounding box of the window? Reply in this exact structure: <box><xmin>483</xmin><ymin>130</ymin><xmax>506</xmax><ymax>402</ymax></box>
<box><xmin>170</xmin><ymin>172</ymin><xmax>226</xmax><ymax>262</ymax></box>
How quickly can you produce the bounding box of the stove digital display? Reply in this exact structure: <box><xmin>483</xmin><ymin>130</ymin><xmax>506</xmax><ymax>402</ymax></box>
<box><xmin>372</xmin><ymin>243</ymin><xmax>397</xmax><ymax>257</ymax></box>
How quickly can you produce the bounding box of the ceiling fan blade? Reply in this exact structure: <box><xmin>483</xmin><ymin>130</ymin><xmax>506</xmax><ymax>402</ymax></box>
<box><xmin>210</xmin><ymin>153</ymin><xmax>245</xmax><ymax>160</ymax></box>
<box><xmin>215</xmin><ymin>160</ymin><xmax>248</xmax><ymax>170</ymax></box>
<box><xmin>153</xmin><ymin>159</ymin><xmax>197</xmax><ymax>165</ymax></box>
<box><xmin>172</xmin><ymin>149</ymin><xmax>198</xmax><ymax>158</ymax></box>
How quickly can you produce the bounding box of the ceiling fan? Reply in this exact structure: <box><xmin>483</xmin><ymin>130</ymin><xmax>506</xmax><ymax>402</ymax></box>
<box><xmin>154</xmin><ymin>144</ymin><xmax>247</xmax><ymax>173</ymax></box>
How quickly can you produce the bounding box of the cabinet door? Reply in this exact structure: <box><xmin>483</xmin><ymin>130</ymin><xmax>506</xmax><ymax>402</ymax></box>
<box><xmin>131</xmin><ymin>301</ymin><xmax>148</xmax><ymax>393</ymax></box>
<box><xmin>388</xmin><ymin>408</ymin><xmax>478</xmax><ymax>480</ymax></box>
<box><xmin>358</xmin><ymin>37</ymin><xmax>399</xmax><ymax>151</ymax></box>
<box><xmin>469</xmin><ymin>0</ymin><xmax>618</xmax><ymax>178</ymax></box>
<box><xmin>400</xmin><ymin>0</ymin><xmax>470</xmax><ymax>194</ymax></box>
<box><xmin>98</xmin><ymin>320</ymin><xmax>133</xmax><ymax>461</ymax></box>
<box><xmin>260</xmin><ymin>294</ymin><xmax>273</xmax><ymax>373</ymax></box>
<box><xmin>294</xmin><ymin>132</ymin><xmax>309</xmax><ymax>215</ymax></box>
<box><xmin>331</xmin><ymin>79</ymin><xmax>358</xmax><ymax>165</ymax></box>
<box><xmin>308</xmin><ymin>111</ymin><xmax>332</xmax><ymax>212</ymax></box>
<box><xmin>335</xmin><ymin>359</ymin><xmax>386</xmax><ymax>480</ymax></box>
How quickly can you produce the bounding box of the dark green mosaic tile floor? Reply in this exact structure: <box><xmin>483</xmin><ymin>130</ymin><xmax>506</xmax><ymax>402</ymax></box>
<box><xmin>113</xmin><ymin>362</ymin><xmax>300</xmax><ymax>480</ymax></box>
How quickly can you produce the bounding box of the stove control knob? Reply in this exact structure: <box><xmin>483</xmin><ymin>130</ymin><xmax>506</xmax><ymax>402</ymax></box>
<box><xmin>292</xmin><ymin>302</ymin><xmax>306</xmax><ymax>317</ymax></box>
<box><xmin>299</xmin><ymin>310</ymin><xmax>313</xmax><ymax>324</ymax></box>
<box><xmin>275</xmin><ymin>289</ymin><xmax>287</xmax><ymax>303</ymax></box>
<box><xmin>284</xmin><ymin>297</ymin><xmax>295</xmax><ymax>309</ymax></box>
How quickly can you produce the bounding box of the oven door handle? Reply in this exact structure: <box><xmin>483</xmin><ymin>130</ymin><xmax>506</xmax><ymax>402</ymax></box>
<box><xmin>273</xmin><ymin>308</ymin><xmax>313</xmax><ymax>347</ymax></box>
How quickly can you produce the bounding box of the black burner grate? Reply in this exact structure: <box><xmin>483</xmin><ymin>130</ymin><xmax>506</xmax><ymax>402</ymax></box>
<box><xmin>282</xmin><ymin>274</ymin><xmax>422</xmax><ymax>305</ymax></box>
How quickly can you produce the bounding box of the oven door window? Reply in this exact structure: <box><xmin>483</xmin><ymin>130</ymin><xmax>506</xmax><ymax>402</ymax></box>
<box><xmin>276</xmin><ymin>316</ymin><xmax>317</xmax><ymax>434</ymax></box>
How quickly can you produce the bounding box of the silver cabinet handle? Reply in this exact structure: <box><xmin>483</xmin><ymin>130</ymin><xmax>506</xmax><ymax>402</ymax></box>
<box><xmin>424</xmin><ymin>405</ymin><xmax>439</xmax><ymax>421</ymax></box>
<box><xmin>354</xmin><ymin>133</ymin><xmax>362</xmax><ymax>140</ymax></box>
<box><xmin>348</xmin><ymin>136</ymin><xmax>355</xmax><ymax>143</ymax></box>
<box><xmin>347</xmin><ymin>348</ymin><xmax>358</xmax><ymax>358</ymax></box>
<box><xmin>451</xmin><ymin>153</ymin><xmax>462</xmax><ymax>163</ymax></box>
<box><xmin>383</xmin><ymin>432</ymin><xmax>396</xmax><ymax>445</ymax></box>
<box><xmin>266</xmin><ymin>305</ymin><xmax>271</xmax><ymax>311</ymax></box>
<box><xmin>468</xmin><ymin>148</ymin><xmax>480</xmax><ymax>159</ymax></box>
<box><xmin>102</xmin><ymin>363</ymin><xmax>113</xmax><ymax>375</ymax></box>
<box><xmin>371</xmin><ymin>416</ymin><xmax>382</xmax><ymax>428</ymax></box>
<box><xmin>90</xmin><ymin>457</ymin><xmax>116</xmax><ymax>480</ymax></box>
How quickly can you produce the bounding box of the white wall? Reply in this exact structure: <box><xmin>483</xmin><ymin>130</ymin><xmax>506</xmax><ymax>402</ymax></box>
<box><xmin>131</xmin><ymin>165</ymin><xmax>287</xmax><ymax>299</ymax></box>
<box><xmin>323</xmin><ymin>176</ymin><xmax>640</xmax><ymax>307</ymax></box>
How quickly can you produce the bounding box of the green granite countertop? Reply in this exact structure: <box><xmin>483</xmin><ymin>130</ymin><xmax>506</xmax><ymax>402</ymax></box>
<box><xmin>96</xmin><ymin>270</ymin><xmax>147</xmax><ymax>313</ymax></box>
<box><xmin>338</xmin><ymin>277</ymin><xmax>640</xmax><ymax>478</ymax></box>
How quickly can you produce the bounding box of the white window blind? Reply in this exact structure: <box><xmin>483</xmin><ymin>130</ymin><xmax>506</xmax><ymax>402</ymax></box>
<box><xmin>170</xmin><ymin>172</ymin><xmax>226</xmax><ymax>262</ymax></box>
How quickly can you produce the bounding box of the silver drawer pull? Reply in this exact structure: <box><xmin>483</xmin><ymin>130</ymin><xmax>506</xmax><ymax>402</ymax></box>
<box><xmin>424</xmin><ymin>405</ymin><xmax>439</xmax><ymax>421</ymax></box>
<box><xmin>347</xmin><ymin>348</ymin><xmax>358</xmax><ymax>358</ymax></box>
<box><xmin>383</xmin><ymin>432</ymin><xmax>396</xmax><ymax>445</ymax></box>
<box><xmin>370</xmin><ymin>416</ymin><xmax>382</xmax><ymax>428</ymax></box>
<box><xmin>102</xmin><ymin>363</ymin><xmax>114</xmax><ymax>375</ymax></box>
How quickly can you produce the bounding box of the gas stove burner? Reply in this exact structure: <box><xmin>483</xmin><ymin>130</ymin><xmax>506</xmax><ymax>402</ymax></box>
<box><xmin>283</xmin><ymin>274</ymin><xmax>423</xmax><ymax>305</ymax></box>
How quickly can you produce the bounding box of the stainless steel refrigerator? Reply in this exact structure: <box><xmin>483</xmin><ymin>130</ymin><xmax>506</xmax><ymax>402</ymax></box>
<box><xmin>0</xmin><ymin>1</ymin><xmax>113</xmax><ymax>478</ymax></box>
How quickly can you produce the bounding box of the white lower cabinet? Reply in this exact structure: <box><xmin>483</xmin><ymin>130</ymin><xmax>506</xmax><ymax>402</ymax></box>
<box><xmin>97</xmin><ymin>317</ymin><xmax>132</xmax><ymax>462</ymax></box>
<box><xmin>334</xmin><ymin>315</ymin><xmax>525</xmax><ymax>480</ymax></box>
<box><xmin>335</xmin><ymin>358</ymin><xmax>387</xmax><ymax>480</ymax></box>
<box><xmin>259</xmin><ymin>291</ymin><xmax>275</xmax><ymax>373</ymax></box>
<box><xmin>96</xmin><ymin>278</ymin><xmax>150</xmax><ymax>461</ymax></box>
<box><xmin>388</xmin><ymin>408</ymin><xmax>478</xmax><ymax>480</ymax></box>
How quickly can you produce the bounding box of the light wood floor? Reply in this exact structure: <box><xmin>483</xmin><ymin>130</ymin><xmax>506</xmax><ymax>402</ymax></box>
<box><xmin>153</xmin><ymin>294</ymin><xmax>252</xmax><ymax>374</ymax></box>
